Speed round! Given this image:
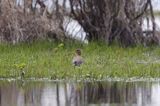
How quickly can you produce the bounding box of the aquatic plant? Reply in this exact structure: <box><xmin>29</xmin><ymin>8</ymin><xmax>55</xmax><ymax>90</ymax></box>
<box><xmin>0</xmin><ymin>41</ymin><xmax>160</xmax><ymax>79</ymax></box>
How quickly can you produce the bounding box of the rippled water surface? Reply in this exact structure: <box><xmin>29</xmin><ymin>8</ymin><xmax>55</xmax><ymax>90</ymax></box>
<box><xmin>0</xmin><ymin>80</ymin><xmax>160</xmax><ymax>106</ymax></box>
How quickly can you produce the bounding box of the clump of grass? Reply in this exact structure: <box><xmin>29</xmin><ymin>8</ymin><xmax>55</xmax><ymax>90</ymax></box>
<box><xmin>0</xmin><ymin>40</ymin><xmax>160</xmax><ymax>80</ymax></box>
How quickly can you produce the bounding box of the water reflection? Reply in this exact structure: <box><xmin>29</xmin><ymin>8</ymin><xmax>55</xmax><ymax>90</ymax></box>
<box><xmin>0</xmin><ymin>80</ymin><xmax>160</xmax><ymax>106</ymax></box>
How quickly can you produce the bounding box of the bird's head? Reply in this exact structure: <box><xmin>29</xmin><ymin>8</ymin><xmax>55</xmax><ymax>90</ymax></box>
<box><xmin>75</xmin><ymin>49</ymin><xmax>81</xmax><ymax>56</ymax></box>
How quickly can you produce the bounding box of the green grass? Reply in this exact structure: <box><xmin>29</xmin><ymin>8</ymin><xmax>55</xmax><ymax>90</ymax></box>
<box><xmin>154</xmin><ymin>11</ymin><xmax>160</xmax><ymax>16</ymax></box>
<box><xmin>0</xmin><ymin>40</ymin><xmax>160</xmax><ymax>80</ymax></box>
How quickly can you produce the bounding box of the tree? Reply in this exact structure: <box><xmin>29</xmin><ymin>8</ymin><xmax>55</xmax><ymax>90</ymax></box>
<box><xmin>0</xmin><ymin>0</ymin><xmax>157</xmax><ymax>46</ymax></box>
<box><xmin>65</xmin><ymin>0</ymin><xmax>157</xmax><ymax>47</ymax></box>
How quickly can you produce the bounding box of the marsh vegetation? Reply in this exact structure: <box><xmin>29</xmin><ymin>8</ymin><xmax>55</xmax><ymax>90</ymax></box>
<box><xmin>0</xmin><ymin>0</ymin><xmax>159</xmax><ymax>79</ymax></box>
<box><xmin>0</xmin><ymin>1</ymin><xmax>160</xmax><ymax>106</ymax></box>
<box><xmin>0</xmin><ymin>41</ymin><xmax>160</xmax><ymax>79</ymax></box>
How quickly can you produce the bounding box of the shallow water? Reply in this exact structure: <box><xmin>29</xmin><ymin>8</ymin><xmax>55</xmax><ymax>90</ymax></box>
<box><xmin>0</xmin><ymin>80</ymin><xmax>160</xmax><ymax>106</ymax></box>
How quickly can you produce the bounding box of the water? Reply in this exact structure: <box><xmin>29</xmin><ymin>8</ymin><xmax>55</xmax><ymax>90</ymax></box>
<box><xmin>0</xmin><ymin>80</ymin><xmax>160</xmax><ymax>106</ymax></box>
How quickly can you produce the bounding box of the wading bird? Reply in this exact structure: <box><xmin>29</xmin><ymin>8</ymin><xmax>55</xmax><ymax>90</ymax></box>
<box><xmin>72</xmin><ymin>49</ymin><xmax>83</xmax><ymax>67</ymax></box>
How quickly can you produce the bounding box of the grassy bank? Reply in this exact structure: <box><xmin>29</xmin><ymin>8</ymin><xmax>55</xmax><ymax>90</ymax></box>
<box><xmin>0</xmin><ymin>41</ymin><xmax>160</xmax><ymax>80</ymax></box>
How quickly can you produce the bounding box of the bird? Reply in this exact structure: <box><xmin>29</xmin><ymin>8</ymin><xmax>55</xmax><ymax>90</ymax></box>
<box><xmin>72</xmin><ymin>49</ymin><xmax>84</xmax><ymax>67</ymax></box>
<box><xmin>21</xmin><ymin>71</ymin><xmax>25</xmax><ymax>79</ymax></box>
